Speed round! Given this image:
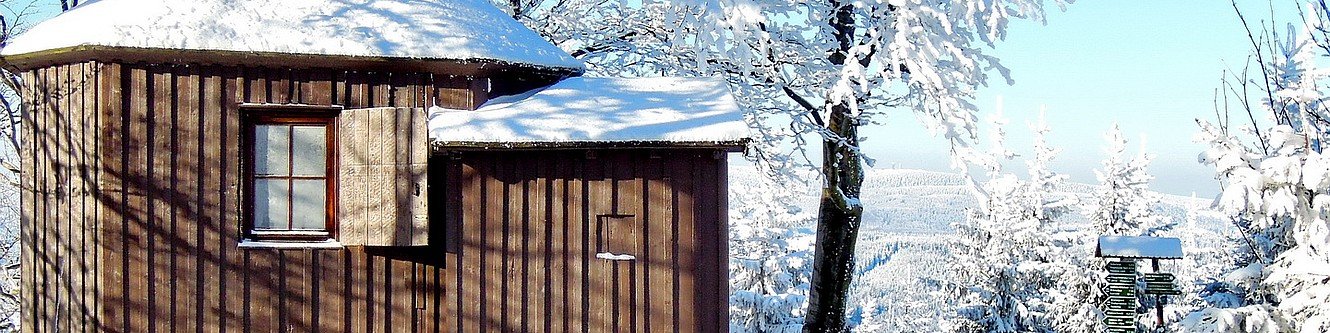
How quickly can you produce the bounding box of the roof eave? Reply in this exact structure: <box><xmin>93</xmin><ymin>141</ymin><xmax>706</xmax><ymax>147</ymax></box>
<box><xmin>0</xmin><ymin>45</ymin><xmax>586</xmax><ymax>76</ymax></box>
<box><xmin>431</xmin><ymin>139</ymin><xmax>749</xmax><ymax>152</ymax></box>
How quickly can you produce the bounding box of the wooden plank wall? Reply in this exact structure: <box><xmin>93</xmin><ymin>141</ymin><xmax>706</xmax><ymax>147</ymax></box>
<box><xmin>24</xmin><ymin>60</ymin><xmax>729</xmax><ymax>333</ymax></box>
<box><xmin>446</xmin><ymin>150</ymin><xmax>729</xmax><ymax>333</ymax></box>
<box><xmin>21</xmin><ymin>61</ymin><xmax>102</xmax><ymax>333</ymax></box>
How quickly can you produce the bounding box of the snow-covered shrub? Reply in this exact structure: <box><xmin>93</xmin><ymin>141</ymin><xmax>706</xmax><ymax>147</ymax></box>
<box><xmin>728</xmin><ymin>168</ymin><xmax>816</xmax><ymax>333</ymax></box>
<box><xmin>949</xmin><ymin>113</ymin><xmax>1077</xmax><ymax>332</ymax></box>
<box><xmin>1181</xmin><ymin>4</ymin><xmax>1330</xmax><ymax>331</ymax></box>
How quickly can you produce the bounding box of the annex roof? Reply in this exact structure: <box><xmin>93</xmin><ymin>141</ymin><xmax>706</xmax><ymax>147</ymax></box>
<box><xmin>429</xmin><ymin>76</ymin><xmax>748</xmax><ymax>148</ymax></box>
<box><xmin>0</xmin><ymin>0</ymin><xmax>583</xmax><ymax>71</ymax></box>
<box><xmin>1096</xmin><ymin>236</ymin><xmax>1184</xmax><ymax>259</ymax></box>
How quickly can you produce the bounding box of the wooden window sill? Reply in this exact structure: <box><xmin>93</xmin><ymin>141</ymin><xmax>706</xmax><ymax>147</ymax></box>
<box><xmin>238</xmin><ymin>239</ymin><xmax>344</xmax><ymax>250</ymax></box>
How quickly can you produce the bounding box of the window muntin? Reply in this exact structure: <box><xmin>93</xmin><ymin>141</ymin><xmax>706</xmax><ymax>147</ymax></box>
<box><xmin>245</xmin><ymin>114</ymin><xmax>337</xmax><ymax>241</ymax></box>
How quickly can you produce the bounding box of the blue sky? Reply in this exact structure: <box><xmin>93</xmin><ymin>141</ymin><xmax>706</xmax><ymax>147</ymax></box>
<box><xmin>867</xmin><ymin>1</ymin><xmax>1303</xmax><ymax>197</ymax></box>
<box><xmin>9</xmin><ymin>1</ymin><xmax>1301</xmax><ymax>197</ymax></box>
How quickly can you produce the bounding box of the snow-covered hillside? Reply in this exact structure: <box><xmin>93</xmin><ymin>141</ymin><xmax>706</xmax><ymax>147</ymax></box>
<box><xmin>727</xmin><ymin>165</ymin><xmax>1233</xmax><ymax>331</ymax></box>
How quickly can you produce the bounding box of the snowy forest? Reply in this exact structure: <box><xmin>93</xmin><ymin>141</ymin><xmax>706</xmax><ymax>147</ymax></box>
<box><xmin>1</xmin><ymin>0</ymin><xmax>1329</xmax><ymax>332</ymax></box>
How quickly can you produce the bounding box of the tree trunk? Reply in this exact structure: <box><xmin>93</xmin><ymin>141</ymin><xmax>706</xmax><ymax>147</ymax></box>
<box><xmin>804</xmin><ymin>102</ymin><xmax>864</xmax><ymax>333</ymax></box>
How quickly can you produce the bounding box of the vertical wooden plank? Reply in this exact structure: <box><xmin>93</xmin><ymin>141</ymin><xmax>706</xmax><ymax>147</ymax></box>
<box><xmin>149</xmin><ymin>66</ymin><xmax>174</xmax><ymax>333</ymax></box>
<box><xmin>70</xmin><ymin>61</ymin><xmax>87</xmax><ymax>333</ymax></box>
<box><xmin>171</xmin><ymin>65</ymin><xmax>201</xmax><ymax>333</ymax></box>
<box><xmin>271</xmin><ymin>68</ymin><xmax>291</xmax><ymax>104</ymax></box>
<box><xmin>695</xmin><ymin>153</ymin><xmax>720</xmax><ymax>333</ymax></box>
<box><xmin>54</xmin><ymin>63</ymin><xmax>70</xmax><ymax>333</ymax></box>
<box><xmin>67</xmin><ymin>62</ymin><xmax>81</xmax><ymax>333</ymax></box>
<box><xmin>391</xmin><ymin>73</ymin><xmax>412</xmax><ymax>107</ymax></box>
<box><xmin>615</xmin><ymin>152</ymin><xmax>638</xmax><ymax>333</ymax></box>
<box><xmin>672</xmin><ymin>155</ymin><xmax>696</xmax><ymax>332</ymax></box>
<box><xmin>76</xmin><ymin>61</ymin><xmax>94</xmax><ymax>333</ymax></box>
<box><xmin>309</xmin><ymin>69</ymin><xmax>333</xmax><ymax>106</ymax></box>
<box><xmin>390</xmin><ymin>258</ymin><xmax>411</xmax><ymax>333</ymax></box>
<box><xmin>695</xmin><ymin>154</ymin><xmax>720</xmax><ymax>333</ymax></box>
<box><xmin>503</xmin><ymin>156</ymin><xmax>521</xmax><ymax>333</ymax></box>
<box><xmin>30</xmin><ymin>68</ymin><xmax>41</xmax><ymax>333</ymax></box>
<box><xmin>47</xmin><ymin>64</ymin><xmax>60</xmax><ymax>333</ymax></box>
<box><xmin>249</xmin><ymin>249</ymin><xmax>278</xmax><ymax>332</ymax></box>
<box><xmin>36</xmin><ymin>66</ymin><xmax>49</xmax><ymax>333</ymax></box>
<box><xmin>393</xmin><ymin>108</ymin><xmax>411</xmax><ymax>245</ymax></box>
<box><xmin>19</xmin><ymin>69</ymin><xmax>33</xmax><ymax>333</ymax></box>
<box><xmin>516</xmin><ymin>155</ymin><xmax>530</xmax><ymax>332</ymax></box>
<box><xmin>63</xmin><ymin>62</ymin><xmax>78</xmax><ymax>333</ymax></box>
<box><xmin>96</xmin><ymin>63</ymin><xmax>125</xmax><ymax>333</ymax></box>
<box><xmin>35</xmin><ymin>65</ymin><xmax>50</xmax><ymax>333</ymax></box>
<box><xmin>316</xmin><ymin>250</ymin><xmax>345</xmax><ymax>332</ymax></box>
<box><xmin>83</xmin><ymin>61</ymin><xmax>100</xmax><ymax>333</ymax></box>
<box><xmin>42</xmin><ymin>65</ymin><xmax>56</xmax><ymax>333</ymax></box>
<box><xmin>713</xmin><ymin>154</ymin><xmax>731</xmax><ymax>331</ymax></box>
<box><xmin>292</xmin><ymin>68</ymin><xmax>310</xmax><ymax>104</ymax></box>
<box><xmin>199</xmin><ymin>69</ymin><xmax>224</xmax><ymax>333</ymax></box>
<box><xmin>625</xmin><ymin>153</ymin><xmax>646</xmax><ymax>333</ymax></box>
<box><xmin>18</xmin><ymin>70</ymin><xmax>31</xmax><ymax>333</ymax></box>
<box><xmin>482</xmin><ymin>156</ymin><xmax>504</xmax><ymax>332</ymax></box>
<box><xmin>220</xmin><ymin>67</ymin><xmax>245</xmax><ymax>333</ymax></box>
<box><xmin>410</xmin><ymin>108</ymin><xmax>428</xmax><ymax>245</ymax></box>
<box><xmin>368</xmin><ymin>109</ymin><xmax>387</xmax><ymax>245</ymax></box>
<box><xmin>333</xmin><ymin>71</ymin><xmax>348</xmax><ymax>107</ymax></box>
<box><xmin>460</xmin><ymin>160</ymin><xmax>482</xmax><ymax>333</ymax></box>
<box><xmin>121</xmin><ymin>65</ymin><xmax>150</xmax><ymax>333</ymax></box>
<box><xmin>347</xmin><ymin>71</ymin><xmax>367</xmax><ymax>109</ymax></box>
<box><xmin>646</xmin><ymin>154</ymin><xmax>675</xmax><ymax>333</ymax></box>
<box><xmin>530</xmin><ymin>153</ymin><xmax>549</xmax><ymax>333</ymax></box>
<box><xmin>369</xmin><ymin>255</ymin><xmax>386</xmax><ymax>333</ymax></box>
<box><xmin>548</xmin><ymin>155</ymin><xmax>566</xmax><ymax>333</ymax></box>
<box><xmin>349</xmin><ymin>250</ymin><xmax>368</xmax><ymax>333</ymax></box>
<box><xmin>568</xmin><ymin>153</ymin><xmax>587</xmax><ymax>333</ymax></box>
<box><xmin>246</xmin><ymin>67</ymin><xmax>268</xmax><ymax>104</ymax></box>
<box><xmin>443</xmin><ymin>158</ymin><xmax>463</xmax><ymax>333</ymax></box>
<box><xmin>587</xmin><ymin>152</ymin><xmax>610</xmax><ymax>333</ymax></box>
<box><xmin>288</xmin><ymin>250</ymin><xmax>312</xmax><ymax>331</ymax></box>
<box><xmin>374</xmin><ymin>72</ymin><xmax>391</xmax><ymax>107</ymax></box>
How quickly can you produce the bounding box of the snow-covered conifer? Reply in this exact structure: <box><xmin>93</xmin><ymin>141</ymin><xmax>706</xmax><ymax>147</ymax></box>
<box><xmin>1086</xmin><ymin>124</ymin><xmax>1165</xmax><ymax>236</ymax></box>
<box><xmin>950</xmin><ymin>112</ymin><xmax>1073</xmax><ymax>332</ymax></box>
<box><xmin>1182</xmin><ymin>4</ymin><xmax>1330</xmax><ymax>331</ymax></box>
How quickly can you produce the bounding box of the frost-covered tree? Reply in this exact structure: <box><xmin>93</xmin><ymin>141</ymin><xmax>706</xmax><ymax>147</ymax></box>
<box><xmin>729</xmin><ymin>170</ymin><xmax>817</xmax><ymax>333</ymax></box>
<box><xmin>949</xmin><ymin>112</ymin><xmax>1075</xmax><ymax>332</ymax></box>
<box><xmin>1181</xmin><ymin>2</ymin><xmax>1330</xmax><ymax>332</ymax></box>
<box><xmin>1086</xmin><ymin>124</ymin><xmax>1165</xmax><ymax>236</ymax></box>
<box><xmin>492</xmin><ymin>1</ymin><xmax>1070</xmax><ymax>330</ymax></box>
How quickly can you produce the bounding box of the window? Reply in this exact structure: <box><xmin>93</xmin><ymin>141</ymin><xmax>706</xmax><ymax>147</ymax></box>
<box><xmin>244</xmin><ymin>110</ymin><xmax>338</xmax><ymax>242</ymax></box>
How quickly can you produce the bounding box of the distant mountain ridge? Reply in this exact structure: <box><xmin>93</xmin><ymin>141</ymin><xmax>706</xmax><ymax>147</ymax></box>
<box><xmin>729</xmin><ymin>166</ymin><xmax>1222</xmax><ymax>234</ymax></box>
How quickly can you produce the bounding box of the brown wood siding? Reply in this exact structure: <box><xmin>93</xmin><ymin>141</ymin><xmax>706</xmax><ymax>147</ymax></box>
<box><xmin>445</xmin><ymin>150</ymin><xmax>729</xmax><ymax>333</ymax></box>
<box><xmin>20</xmin><ymin>61</ymin><xmax>103</xmax><ymax>333</ymax></box>
<box><xmin>24</xmin><ymin>60</ymin><xmax>730</xmax><ymax>333</ymax></box>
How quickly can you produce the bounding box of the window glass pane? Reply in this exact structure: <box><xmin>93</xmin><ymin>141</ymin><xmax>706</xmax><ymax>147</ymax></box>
<box><xmin>255</xmin><ymin>125</ymin><xmax>290</xmax><ymax>176</ymax></box>
<box><xmin>290</xmin><ymin>179</ymin><xmax>327</xmax><ymax>230</ymax></box>
<box><xmin>291</xmin><ymin>125</ymin><xmax>326</xmax><ymax>176</ymax></box>
<box><xmin>253</xmin><ymin>179</ymin><xmax>290</xmax><ymax>230</ymax></box>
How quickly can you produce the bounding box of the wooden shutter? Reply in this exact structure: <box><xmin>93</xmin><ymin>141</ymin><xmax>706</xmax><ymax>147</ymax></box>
<box><xmin>337</xmin><ymin>107</ymin><xmax>430</xmax><ymax>246</ymax></box>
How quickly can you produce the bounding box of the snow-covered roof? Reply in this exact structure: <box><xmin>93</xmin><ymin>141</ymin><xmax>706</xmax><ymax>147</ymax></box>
<box><xmin>429</xmin><ymin>76</ymin><xmax>748</xmax><ymax>147</ymax></box>
<box><xmin>1096</xmin><ymin>236</ymin><xmax>1184</xmax><ymax>259</ymax></box>
<box><xmin>0</xmin><ymin>0</ymin><xmax>583</xmax><ymax>71</ymax></box>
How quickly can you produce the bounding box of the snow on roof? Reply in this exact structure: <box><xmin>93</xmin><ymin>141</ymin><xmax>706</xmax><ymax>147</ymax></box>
<box><xmin>428</xmin><ymin>76</ymin><xmax>748</xmax><ymax>145</ymax></box>
<box><xmin>1</xmin><ymin>0</ymin><xmax>583</xmax><ymax>71</ymax></box>
<box><xmin>1096</xmin><ymin>236</ymin><xmax>1184</xmax><ymax>259</ymax></box>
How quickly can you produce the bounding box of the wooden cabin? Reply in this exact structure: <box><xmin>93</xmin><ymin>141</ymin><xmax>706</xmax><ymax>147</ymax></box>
<box><xmin>1</xmin><ymin>1</ymin><xmax>746</xmax><ymax>332</ymax></box>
